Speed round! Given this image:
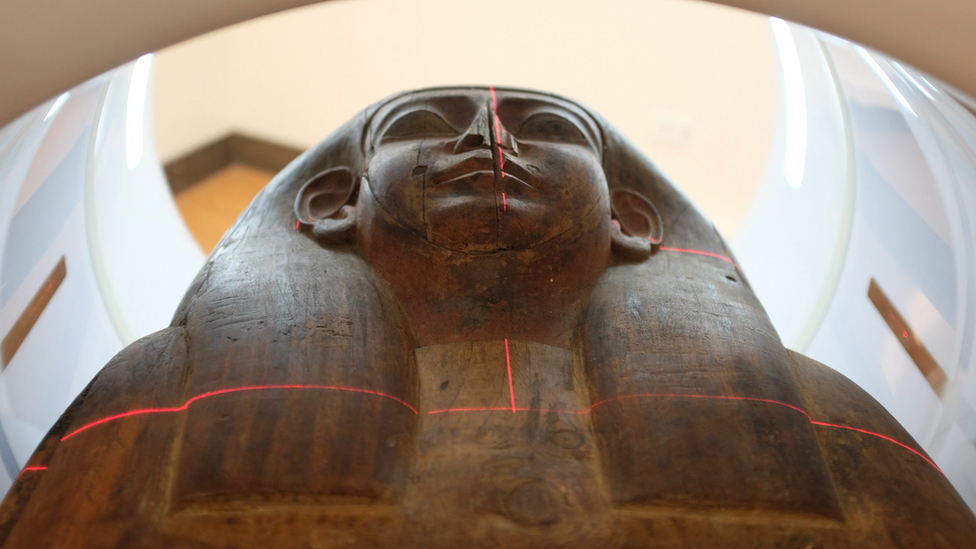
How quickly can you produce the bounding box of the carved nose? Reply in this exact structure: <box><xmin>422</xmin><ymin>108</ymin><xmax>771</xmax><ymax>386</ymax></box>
<box><xmin>497</xmin><ymin>127</ymin><xmax>520</xmax><ymax>156</ymax></box>
<box><xmin>453</xmin><ymin>109</ymin><xmax>492</xmax><ymax>154</ymax></box>
<box><xmin>492</xmin><ymin>114</ymin><xmax>520</xmax><ymax>157</ymax></box>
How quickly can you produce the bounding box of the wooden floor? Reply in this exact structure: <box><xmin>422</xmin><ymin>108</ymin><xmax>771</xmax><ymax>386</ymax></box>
<box><xmin>175</xmin><ymin>164</ymin><xmax>275</xmax><ymax>253</ymax></box>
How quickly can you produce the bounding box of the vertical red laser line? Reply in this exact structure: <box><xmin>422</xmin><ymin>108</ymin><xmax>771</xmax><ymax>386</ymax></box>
<box><xmin>504</xmin><ymin>338</ymin><xmax>515</xmax><ymax>413</ymax></box>
<box><xmin>490</xmin><ymin>86</ymin><xmax>506</xmax><ymax>211</ymax></box>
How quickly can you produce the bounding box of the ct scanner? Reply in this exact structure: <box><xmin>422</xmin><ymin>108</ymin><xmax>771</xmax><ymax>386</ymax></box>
<box><xmin>1</xmin><ymin>0</ymin><xmax>976</xmax><ymax>512</ymax></box>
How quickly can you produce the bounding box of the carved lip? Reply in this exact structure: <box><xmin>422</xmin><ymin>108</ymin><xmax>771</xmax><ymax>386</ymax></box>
<box><xmin>499</xmin><ymin>159</ymin><xmax>543</xmax><ymax>191</ymax></box>
<box><xmin>427</xmin><ymin>152</ymin><xmax>495</xmax><ymax>186</ymax></box>
<box><xmin>427</xmin><ymin>151</ymin><xmax>543</xmax><ymax>193</ymax></box>
<box><xmin>430</xmin><ymin>170</ymin><xmax>496</xmax><ymax>189</ymax></box>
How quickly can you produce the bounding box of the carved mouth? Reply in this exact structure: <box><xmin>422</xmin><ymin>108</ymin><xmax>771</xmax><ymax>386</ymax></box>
<box><xmin>432</xmin><ymin>170</ymin><xmax>496</xmax><ymax>187</ymax></box>
<box><xmin>426</xmin><ymin>152</ymin><xmax>543</xmax><ymax>191</ymax></box>
<box><xmin>428</xmin><ymin>152</ymin><xmax>496</xmax><ymax>186</ymax></box>
<box><xmin>499</xmin><ymin>159</ymin><xmax>543</xmax><ymax>191</ymax></box>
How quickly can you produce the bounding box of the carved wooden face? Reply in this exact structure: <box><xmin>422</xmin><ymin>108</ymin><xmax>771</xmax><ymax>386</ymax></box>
<box><xmin>294</xmin><ymin>88</ymin><xmax>664</xmax><ymax>339</ymax></box>
<box><xmin>363</xmin><ymin>89</ymin><xmax>606</xmax><ymax>253</ymax></box>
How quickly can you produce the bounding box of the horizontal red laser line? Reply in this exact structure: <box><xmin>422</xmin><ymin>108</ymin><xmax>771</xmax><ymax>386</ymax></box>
<box><xmin>581</xmin><ymin>392</ymin><xmax>810</xmax><ymax>417</ymax></box>
<box><xmin>808</xmin><ymin>421</ymin><xmax>941</xmax><ymax>473</ymax></box>
<box><xmin>17</xmin><ymin>466</ymin><xmax>47</xmax><ymax>478</ymax></box>
<box><xmin>428</xmin><ymin>406</ymin><xmax>517</xmax><ymax>414</ymax></box>
<box><xmin>428</xmin><ymin>395</ymin><xmax>806</xmax><ymax>417</ymax></box>
<box><xmin>428</xmin><ymin>392</ymin><xmax>941</xmax><ymax>474</ymax></box>
<box><xmin>660</xmin><ymin>245</ymin><xmax>738</xmax><ymax>267</ymax></box>
<box><xmin>428</xmin><ymin>406</ymin><xmax>601</xmax><ymax>414</ymax></box>
<box><xmin>61</xmin><ymin>384</ymin><xmax>418</xmax><ymax>441</ymax></box>
<box><xmin>427</xmin><ymin>406</ymin><xmax>591</xmax><ymax>414</ymax></box>
<box><xmin>54</xmin><ymin>368</ymin><xmax>935</xmax><ymax>475</ymax></box>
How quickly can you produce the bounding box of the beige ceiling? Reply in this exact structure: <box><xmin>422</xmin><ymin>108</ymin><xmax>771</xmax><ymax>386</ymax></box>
<box><xmin>2</xmin><ymin>0</ymin><xmax>975</xmax><ymax>128</ymax></box>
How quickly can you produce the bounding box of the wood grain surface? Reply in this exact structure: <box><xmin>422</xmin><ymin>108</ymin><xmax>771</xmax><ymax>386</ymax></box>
<box><xmin>0</xmin><ymin>87</ymin><xmax>972</xmax><ymax>548</ymax></box>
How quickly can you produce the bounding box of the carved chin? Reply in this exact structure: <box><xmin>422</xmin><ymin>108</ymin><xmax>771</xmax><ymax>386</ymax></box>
<box><xmin>424</xmin><ymin>205</ymin><xmax>574</xmax><ymax>254</ymax></box>
<box><xmin>425</xmin><ymin>208</ymin><xmax>501</xmax><ymax>253</ymax></box>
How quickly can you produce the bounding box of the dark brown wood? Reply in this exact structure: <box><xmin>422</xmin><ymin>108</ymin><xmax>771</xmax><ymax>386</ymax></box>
<box><xmin>1</xmin><ymin>87</ymin><xmax>974</xmax><ymax>548</ymax></box>
<box><xmin>165</xmin><ymin>133</ymin><xmax>303</xmax><ymax>194</ymax></box>
<box><xmin>1</xmin><ymin>256</ymin><xmax>65</xmax><ymax>368</ymax></box>
<box><xmin>868</xmin><ymin>278</ymin><xmax>947</xmax><ymax>395</ymax></box>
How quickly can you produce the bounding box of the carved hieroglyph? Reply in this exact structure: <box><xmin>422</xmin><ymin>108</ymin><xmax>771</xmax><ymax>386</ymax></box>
<box><xmin>1</xmin><ymin>87</ymin><xmax>974</xmax><ymax>548</ymax></box>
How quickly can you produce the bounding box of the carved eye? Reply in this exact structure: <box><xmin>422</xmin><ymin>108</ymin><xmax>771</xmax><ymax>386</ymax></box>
<box><xmin>381</xmin><ymin>111</ymin><xmax>458</xmax><ymax>142</ymax></box>
<box><xmin>516</xmin><ymin>113</ymin><xmax>588</xmax><ymax>145</ymax></box>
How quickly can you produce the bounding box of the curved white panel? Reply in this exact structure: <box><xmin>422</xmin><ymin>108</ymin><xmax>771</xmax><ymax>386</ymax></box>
<box><xmin>87</xmin><ymin>57</ymin><xmax>204</xmax><ymax>344</ymax></box>
<box><xmin>732</xmin><ymin>20</ymin><xmax>853</xmax><ymax>352</ymax></box>
<box><xmin>734</xmin><ymin>23</ymin><xmax>976</xmax><ymax>511</ymax></box>
<box><xmin>0</xmin><ymin>60</ymin><xmax>204</xmax><ymax>496</ymax></box>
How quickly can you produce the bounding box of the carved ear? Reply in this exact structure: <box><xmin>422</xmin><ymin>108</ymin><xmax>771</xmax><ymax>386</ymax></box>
<box><xmin>610</xmin><ymin>188</ymin><xmax>663</xmax><ymax>261</ymax></box>
<box><xmin>294</xmin><ymin>167</ymin><xmax>359</xmax><ymax>244</ymax></box>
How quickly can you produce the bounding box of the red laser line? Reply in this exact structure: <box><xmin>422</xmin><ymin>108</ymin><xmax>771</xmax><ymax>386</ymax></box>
<box><xmin>53</xmin><ymin>384</ymin><xmax>941</xmax><ymax>475</ymax></box>
<box><xmin>489</xmin><ymin>87</ymin><xmax>500</xmax><ymax>143</ymax></box>
<box><xmin>17</xmin><ymin>466</ymin><xmax>47</xmax><ymax>478</ymax></box>
<box><xmin>809</xmin><ymin>421</ymin><xmax>941</xmax><ymax>473</ymax></box>
<box><xmin>505</xmin><ymin>338</ymin><xmax>516</xmax><ymax>413</ymax></box>
<box><xmin>61</xmin><ymin>384</ymin><xmax>418</xmax><ymax>441</ymax></box>
<box><xmin>428</xmin><ymin>406</ymin><xmax>516</xmax><ymax>414</ymax></box>
<box><xmin>429</xmin><ymin>406</ymin><xmax>577</xmax><ymax>414</ymax></box>
<box><xmin>590</xmin><ymin>394</ymin><xmax>941</xmax><ymax>473</ymax></box>
<box><xmin>428</xmin><ymin>392</ymin><xmax>941</xmax><ymax>474</ymax></box>
<box><xmin>490</xmin><ymin>86</ymin><xmax>506</xmax><ymax>209</ymax></box>
<box><xmin>660</xmin><ymin>246</ymin><xmax>738</xmax><ymax>267</ymax></box>
<box><xmin>582</xmin><ymin>392</ymin><xmax>811</xmax><ymax>417</ymax></box>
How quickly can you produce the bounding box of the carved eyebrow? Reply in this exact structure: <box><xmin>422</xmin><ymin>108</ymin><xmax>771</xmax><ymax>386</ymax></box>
<box><xmin>512</xmin><ymin>106</ymin><xmax>600</xmax><ymax>152</ymax></box>
<box><xmin>375</xmin><ymin>95</ymin><xmax>475</xmax><ymax>126</ymax></box>
<box><xmin>378</xmin><ymin>109</ymin><xmax>459</xmax><ymax>141</ymax></box>
<box><xmin>371</xmin><ymin>97</ymin><xmax>476</xmax><ymax>146</ymax></box>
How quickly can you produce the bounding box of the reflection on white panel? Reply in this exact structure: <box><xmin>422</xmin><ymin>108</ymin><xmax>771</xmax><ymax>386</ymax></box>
<box><xmin>813</xmin><ymin>40</ymin><xmax>964</xmax><ymax>447</ymax></box>
<box><xmin>125</xmin><ymin>55</ymin><xmax>153</xmax><ymax>170</ymax></box>
<box><xmin>0</xmin><ymin>80</ymin><xmax>123</xmax><ymax>495</ymax></box>
<box><xmin>733</xmin><ymin>21</ymin><xmax>852</xmax><ymax>353</ymax></box>
<box><xmin>768</xmin><ymin>18</ymin><xmax>806</xmax><ymax>190</ymax></box>
<box><xmin>43</xmin><ymin>94</ymin><xmax>69</xmax><ymax>122</ymax></box>
<box><xmin>738</xmin><ymin>26</ymin><xmax>976</xmax><ymax>511</ymax></box>
<box><xmin>854</xmin><ymin>46</ymin><xmax>917</xmax><ymax>117</ymax></box>
<box><xmin>89</xmin><ymin>57</ymin><xmax>204</xmax><ymax>344</ymax></box>
<box><xmin>0</xmin><ymin>59</ymin><xmax>204</xmax><ymax>496</ymax></box>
